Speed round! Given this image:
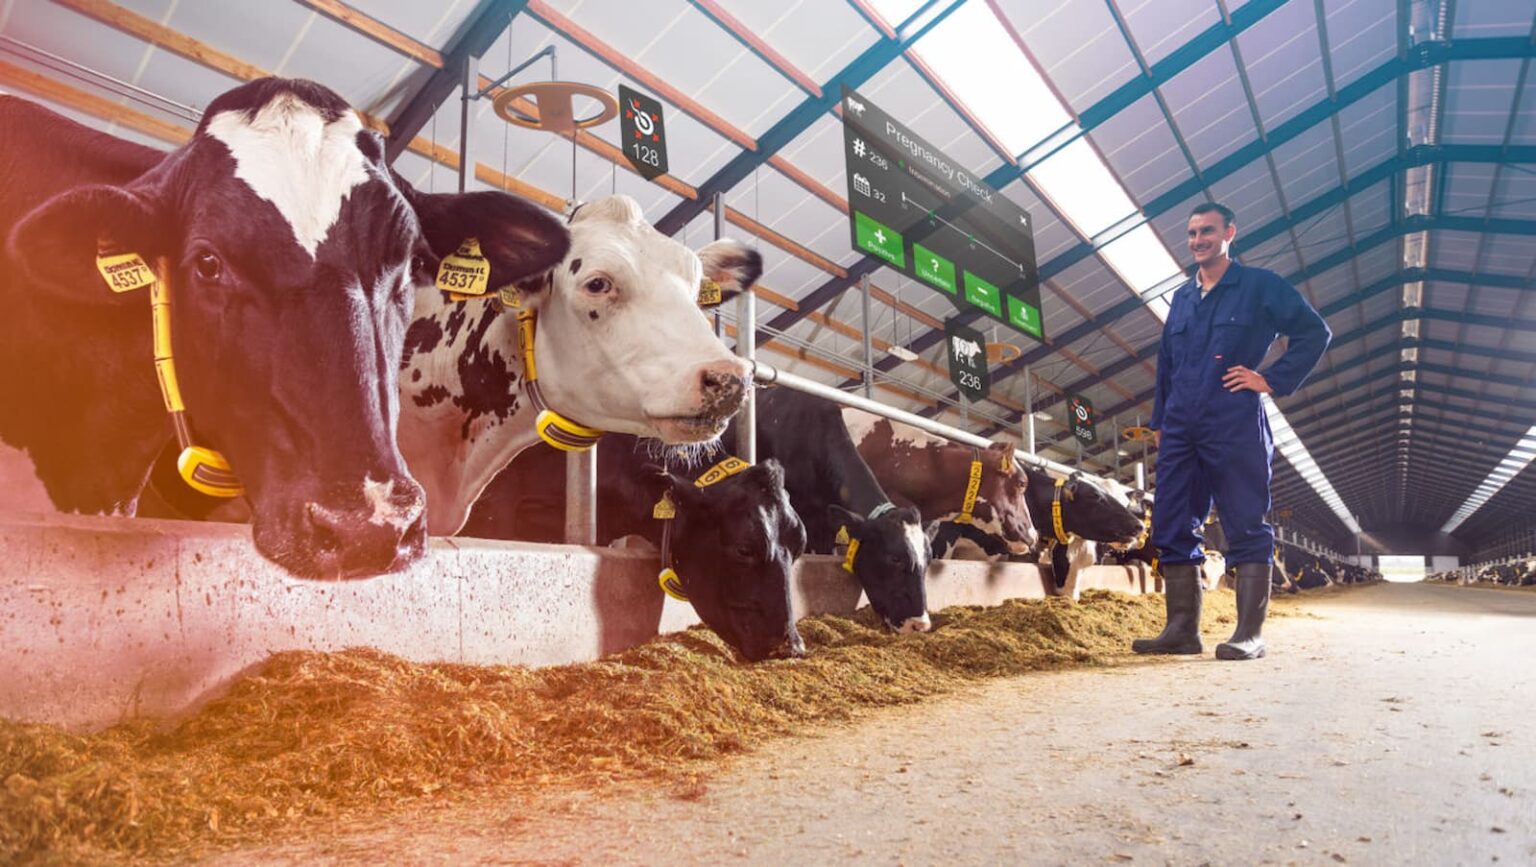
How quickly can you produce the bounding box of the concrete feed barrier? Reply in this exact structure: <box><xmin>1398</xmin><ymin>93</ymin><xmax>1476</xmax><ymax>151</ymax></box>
<box><xmin>0</xmin><ymin>513</ymin><xmax>1149</xmax><ymax>731</ymax></box>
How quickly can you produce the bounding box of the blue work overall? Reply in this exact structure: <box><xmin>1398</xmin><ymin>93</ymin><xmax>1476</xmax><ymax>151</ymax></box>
<box><xmin>1150</xmin><ymin>262</ymin><xmax>1331</xmax><ymax>567</ymax></box>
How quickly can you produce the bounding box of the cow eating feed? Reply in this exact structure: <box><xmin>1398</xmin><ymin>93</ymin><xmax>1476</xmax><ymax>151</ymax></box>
<box><xmin>0</xmin><ymin>79</ymin><xmax>570</xmax><ymax>579</ymax></box>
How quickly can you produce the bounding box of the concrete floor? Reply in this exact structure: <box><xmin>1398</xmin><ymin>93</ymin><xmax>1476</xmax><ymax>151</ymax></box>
<box><xmin>205</xmin><ymin>582</ymin><xmax>1536</xmax><ymax>866</ymax></box>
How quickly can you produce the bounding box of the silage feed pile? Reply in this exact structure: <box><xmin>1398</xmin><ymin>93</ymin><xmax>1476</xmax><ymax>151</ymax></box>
<box><xmin>1</xmin><ymin>589</ymin><xmax>1240</xmax><ymax>861</ymax></box>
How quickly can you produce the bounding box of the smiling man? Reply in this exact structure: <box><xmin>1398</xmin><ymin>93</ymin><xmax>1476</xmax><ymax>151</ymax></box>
<box><xmin>1134</xmin><ymin>202</ymin><xmax>1331</xmax><ymax>660</ymax></box>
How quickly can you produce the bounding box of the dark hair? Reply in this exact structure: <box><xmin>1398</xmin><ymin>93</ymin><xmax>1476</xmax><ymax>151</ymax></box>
<box><xmin>1191</xmin><ymin>202</ymin><xmax>1235</xmax><ymax>226</ymax></box>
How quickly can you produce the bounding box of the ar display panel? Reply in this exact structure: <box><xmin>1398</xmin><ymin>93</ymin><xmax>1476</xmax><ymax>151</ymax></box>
<box><xmin>841</xmin><ymin>85</ymin><xmax>1042</xmax><ymax>340</ymax></box>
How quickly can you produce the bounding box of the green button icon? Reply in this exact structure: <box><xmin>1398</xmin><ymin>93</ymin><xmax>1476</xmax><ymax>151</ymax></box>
<box><xmin>1007</xmin><ymin>296</ymin><xmax>1042</xmax><ymax>338</ymax></box>
<box><xmin>854</xmin><ymin>210</ymin><xmax>904</xmax><ymax>268</ymax></box>
<box><xmin>963</xmin><ymin>271</ymin><xmax>1001</xmax><ymax>317</ymax></box>
<box><xmin>914</xmin><ymin>242</ymin><xmax>956</xmax><ymax>294</ymax></box>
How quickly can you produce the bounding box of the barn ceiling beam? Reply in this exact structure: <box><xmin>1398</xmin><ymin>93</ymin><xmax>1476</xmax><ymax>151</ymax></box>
<box><xmin>759</xmin><ymin>0</ymin><xmax>1288</xmax><ymax>346</ymax></box>
<box><xmin>384</xmin><ymin>0</ymin><xmax>528</xmax><ymax>162</ymax></box>
<box><xmin>806</xmin><ymin>38</ymin><xmax>1536</xmax><ymax>380</ymax></box>
<box><xmin>651</xmin><ymin>0</ymin><xmax>969</xmax><ymax>238</ymax></box>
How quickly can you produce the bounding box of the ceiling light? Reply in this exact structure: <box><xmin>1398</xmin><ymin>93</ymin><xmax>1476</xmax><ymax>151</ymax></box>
<box><xmin>887</xmin><ymin>345</ymin><xmax>919</xmax><ymax>362</ymax></box>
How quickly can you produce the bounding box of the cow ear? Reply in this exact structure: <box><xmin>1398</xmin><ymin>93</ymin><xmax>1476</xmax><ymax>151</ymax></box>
<box><xmin>8</xmin><ymin>184</ymin><xmax>167</xmax><ymax>301</ymax></box>
<box><xmin>640</xmin><ymin>463</ymin><xmax>702</xmax><ymax>510</ymax></box>
<box><xmin>827</xmin><ymin>504</ymin><xmax>864</xmax><ymax>537</ymax></box>
<box><xmin>744</xmin><ymin>459</ymin><xmax>785</xmax><ymax>494</ymax></box>
<box><xmin>409</xmin><ymin>189</ymin><xmax>571</xmax><ymax>290</ymax></box>
<box><xmin>697</xmin><ymin>239</ymin><xmax>762</xmax><ymax>302</ymax></box>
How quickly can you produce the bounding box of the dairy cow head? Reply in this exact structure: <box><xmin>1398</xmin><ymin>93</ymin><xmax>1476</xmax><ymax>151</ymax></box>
<box><xmin>975</xmin><ymin>445</ymin><xmax>1039</xmax><ymax>553</ymax></box>
<box><xmin>830</xmin><ymin>504</ymin><xmax>931</xmax><ymax>633</ymax></box>
<box><xmin>1060</xmin><ymin>472</ymin><xmax>1145</xmax><ymax>543</ymax></box>
<box><xmin>8</xmin><ymin>79</ymin><xmax>569</xmax><ymax>578</ymax></box>
<box><xmin>649</xmin><ymin>459</ymin><xmax>807</xmax><ymax>662</ymax></box>
<box><xmin>517</xmin><ymin>196</ymin><xmax>756</xmax><ymax>443</ymax></box>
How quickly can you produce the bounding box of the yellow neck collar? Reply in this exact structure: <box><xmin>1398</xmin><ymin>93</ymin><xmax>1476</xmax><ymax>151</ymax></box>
<box><xmin>1051</xmin><ymin>478</ymin><xmax>1074</xmax><ymax>545</ymax></box>
<box><xmin>97</xmin><ymin>248</ymin><xmax>242</xmax><ymax>498</ymax></box>
<box><xmin>515</xmin><ymin>309</ymin><xmax>603</xmax><ymax>452</ymax></box>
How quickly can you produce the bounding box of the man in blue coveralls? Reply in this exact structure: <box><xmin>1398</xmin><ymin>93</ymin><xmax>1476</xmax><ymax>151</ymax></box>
<box><xmin>1133</xmin><ymin>203</ymin><xmax>1331</xmax><ymax>660</ymax></box>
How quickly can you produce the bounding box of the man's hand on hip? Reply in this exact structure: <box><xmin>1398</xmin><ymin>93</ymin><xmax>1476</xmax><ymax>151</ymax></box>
<box><xmin>1222</xmin><ymin>365</ymin><xmax>1272</xmax><ymax>394</ymax></box>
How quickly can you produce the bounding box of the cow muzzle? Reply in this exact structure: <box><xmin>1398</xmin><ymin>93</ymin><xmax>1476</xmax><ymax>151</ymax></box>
<box><xmin>261</xmin><ymin>476</ymin><xmax>428</xmax><ymax>580</ymax></box>
<box><xmin>647</xmin><ymin>359</ymin><xmax>751</xmax><ymax>443</ymax></box>
<box><xmin>895</xmin><ymin>613</ymin><xmax>933</xmax><ymax>634</ymax></box>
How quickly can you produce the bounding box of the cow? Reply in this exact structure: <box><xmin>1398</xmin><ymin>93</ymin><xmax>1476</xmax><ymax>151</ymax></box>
<box><xmin>841</xmin><ymin>411</ymin><xmax>1038</xmax><ymax>560</ymax></box>
<box><xmin>725</xmin><ymin>388</ymin><xmax>931</xmax><ymax>634</ymax></box>
<box><xmin>459</xmin><ymin>435</ymin><xmax>806</xmax><ymax>661</ymax></box>
<box><xmin>397</xmin><ymin>195</ymin><xmax>756</xmax><ymax>537</ymax></box>
<box><xmin>0</xmin><ymin>80</ymin><xmax>569</xmax><ymax>579</ymax></box>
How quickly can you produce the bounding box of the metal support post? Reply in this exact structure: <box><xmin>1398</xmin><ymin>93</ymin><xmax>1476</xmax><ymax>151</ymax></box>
<box><xmin>564</xmin><ymin>448</ymin><xmax>596</xmax><ymax>545</ymax></box>
<box><xmin>1112</xmin><ymin>418</ymin><xmax>1120</xmax><ymax>481</ymax></box>
<box><xmin>726</xmin><ymin>193</ymin><xmax>757</xmax><ymax>463</ymax></box>
<box><xmin>860</xmin><ymin>273</ymin><xmax>874</xmax><ymax>398</ymax></box>
<box><xmin>457</xmin><ymin>52</ymin><xmax>478</xmax><ymax>193</ymax></box>
<box><xmin>1023</xmin><ymin>366</ymin><xmax>1035</xmax><ymax>454</ymax></box>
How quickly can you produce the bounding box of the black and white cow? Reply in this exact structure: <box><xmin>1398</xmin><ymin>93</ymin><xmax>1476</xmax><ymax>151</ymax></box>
<box><xmin>0</xmin><ymin>80</ymin><xmax>568</xmax><ymax>579</ymax></box>
<box><xmin>461</xmin><ymin>435</ymin><xmax>806</xmax><ymax>661</ymax></box>
<box><xmin>725</xmin><ymin>388</ymin><xmax>931</xmax><ymax>633</ymax></box>
<box><xmin>398</xmin><ymin>195</ymin><xmax>756</xmax><ymax>536</ymax></box>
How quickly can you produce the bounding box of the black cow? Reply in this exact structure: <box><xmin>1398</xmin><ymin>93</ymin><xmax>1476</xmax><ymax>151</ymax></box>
<box><xmin>461</xmin><ymin>435</ymin><xmax>806</xmax><ymax>662</ymax></box>
<box><xmin>0</xmin><ymin>79</ymin><xmax>568</xmax><ymax>579</ymax></box>
<box><xmin>726</xmin><ymin>388</ymin><xmax>930</xmax><ymax>633</ymax></box>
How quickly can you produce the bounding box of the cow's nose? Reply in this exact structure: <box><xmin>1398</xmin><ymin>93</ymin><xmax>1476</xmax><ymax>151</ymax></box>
<box><xmin>699</xmin><ymin>360</ymin><xmax>747</xmax><ymax>409</ymax></box>
<box><xmin>897</xmin><ymin>613</ymin><xmax>932</xmax><ymax>634</ymax></box>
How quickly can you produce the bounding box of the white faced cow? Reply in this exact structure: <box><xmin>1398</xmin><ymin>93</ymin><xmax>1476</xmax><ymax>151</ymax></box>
<box><xmin>0</xmin><ymin>79</ymin><xmax>569</xmax><ymax>579</ymax></box>
<box><xmin>398</xmin><ymin>195</ymin><xmax>757</xmax><ymax>535</ymax></box>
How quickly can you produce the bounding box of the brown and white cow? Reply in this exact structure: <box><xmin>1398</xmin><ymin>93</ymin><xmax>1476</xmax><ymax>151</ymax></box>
<box><xmin>842</xmin><ymin>410</ymin><xmax>1039</xmax><ymax>557</ymax></box>
<box><xmin>0</xmin><ymin>80</ymin><xmax>569</xmax><ymax>579</ymax></box>
<box><xmin>398</xmin><ymin>195</ymin><xmax>757</xmax><ymax>535</ymax></box>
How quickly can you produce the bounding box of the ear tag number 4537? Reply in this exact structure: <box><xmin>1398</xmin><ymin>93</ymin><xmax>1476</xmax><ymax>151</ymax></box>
<box><xmin>437</xmin><ymin>238</ymin><xmax>491</xmax><ymax>301</ymax></box>
<box><xmin>96</xmin><ymin>251</ymin><xmax>156</xmax><ymax>293</ymax></box>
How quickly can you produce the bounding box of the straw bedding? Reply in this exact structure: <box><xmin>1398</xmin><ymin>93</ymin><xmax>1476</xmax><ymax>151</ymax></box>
<box><xmin>1</xmin><ymin>589</ymin><xmax>1248</xmax><ymax>862</ymax></box>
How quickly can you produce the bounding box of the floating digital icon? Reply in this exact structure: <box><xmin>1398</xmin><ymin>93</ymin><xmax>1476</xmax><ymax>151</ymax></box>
<box><xmin>853</xmin><ymin>173</ymin><xmax>871</xmax><ymax>197</ymax></box>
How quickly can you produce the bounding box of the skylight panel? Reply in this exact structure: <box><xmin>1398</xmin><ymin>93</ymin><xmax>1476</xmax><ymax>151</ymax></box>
<box><xmin>1262</xmin><ymin>395</ymin><xmax>1361</xmax><ymax>534</ymax></box>
<box><xmin>1441</xmin><ymin>424</ymin><xmax>1536</xmax><ymax>534</ymax></box>
<box><xmin>1027</xmin><ymin>139</ymin><xmax>1138</xmax><ymax>237</ymax></box>
<box><xmin>1100</xmin><ymin>224</ymin><xmax>1182</xmax><ymax>294</ymax></box>
<box><xmin>907</xmin><ymin>1</ymin><xmax>1070</xmax><ymax>156</ymax></box>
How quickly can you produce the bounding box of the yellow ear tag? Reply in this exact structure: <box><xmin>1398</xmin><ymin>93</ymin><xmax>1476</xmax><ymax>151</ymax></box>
<box><xmin>96</xmin><ymin>251</ymin><xmax>156</xmax><ymax>293</ymax></box>
<box><xmin>437</xmin><ymin>237</ymin><xmax>491</xmax><ymax>300</ymax></box>
<box><xmin>499</xmin><ymin>286</ymin><xmax>523</xmax><ymax>309</ymax></box>
<box><xmin>652</xmin><ymin>493</ymin><xmax>677</xmax><ymax>520</ymax></box>
<box><xmin>658</xmin><ymin>567</ymin><xmax>689</xmax><ymax>601</ymax></box>
<box><xmin>841</xmin><ymin>538</ymin><xmax>861</xmax><ymax>574</ymax></box>
<box><xmin>835</xmin><ymin>525</ymin><xmax>850</xmax><ymax>547</ymax></box>
<box><xmin>697</xmin><ymin>277</ymin><xmax>723</xmax><ymax>307</ymax></box>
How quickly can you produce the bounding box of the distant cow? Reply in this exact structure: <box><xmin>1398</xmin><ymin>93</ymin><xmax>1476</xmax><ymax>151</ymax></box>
<box><xmin>841</xmin><ymin>411</ymin><xmax>1038</xmax><ymax>559</ymax></box>
<box><xmin>726</xmin><ymin>388</ymin><xmax>930</xmax><ymax>633</ymax></box>
<box><xmin>0</xmin><ymin>80</ymin><xmax>568</xmax><ymax>579</ymax></box>
<box><xmin>398</xmin><ymin>195</ymin><xmax>756</xmax><ymax>536</ymax></box>
<box><xmin>461</xmin><ymin>435</ymin><xmax>806</xmax><ymax>662</ymax></box>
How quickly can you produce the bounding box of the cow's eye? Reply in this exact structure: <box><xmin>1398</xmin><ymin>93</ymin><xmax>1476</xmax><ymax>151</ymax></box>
<box><xmin>734</xmin><ymin>544</ymin><xmax>755</xmax><ymax>560</ymax></box>
<box><xmin>583</xmin><ymin>275</ymin><xmax>613</xmax><ymax>295</ymax></box>
<box><xmin>194</xmin><ymin>252</ymin><xmax>222</xmax><ymax>281</ymax></box>
<box><xmin>410</xmin><ymin>253</ymin><xmax>426</xmax><ymax>276</ymax></box>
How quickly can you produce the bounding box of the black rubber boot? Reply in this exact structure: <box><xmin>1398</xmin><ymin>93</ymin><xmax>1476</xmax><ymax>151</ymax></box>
<box><xmin>1216</xmin><ymin>562</ymin><xmax>1271</xmax><ymax>660</ymax></box>
<box><xmin>1132</xmin><ymin>563</ymin><xmax>1203</xmax><ymax>655</ymax></box>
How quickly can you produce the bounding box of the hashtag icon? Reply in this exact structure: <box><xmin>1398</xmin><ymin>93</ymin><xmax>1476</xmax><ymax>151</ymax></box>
<box><xmin>852</xmin><ymin>138</ymin><xmax>867</xmax><ymax>158</ymax></box>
